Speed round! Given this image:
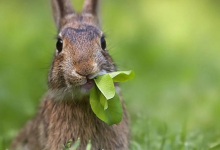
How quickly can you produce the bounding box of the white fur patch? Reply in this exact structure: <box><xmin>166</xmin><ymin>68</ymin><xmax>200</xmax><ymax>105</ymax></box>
<box><xmin>88</xmin><ymin>70</ymin><xmax>107</xmax><ymax>79</ymax></box>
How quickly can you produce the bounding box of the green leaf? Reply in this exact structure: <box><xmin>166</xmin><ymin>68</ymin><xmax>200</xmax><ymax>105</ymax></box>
<box><xmin>90</xmin><ymin>87</ymin><xmax>123</xmax><ymax>125</ymax></box>
<box><xmin>63</xmin><ymin>139</ymin><xmax>72</xmax><ymax>149</ymax></box>
<box><xmin>86</xmin><ymin>140</ymin><xmax>92</xmax><ymax>150</ymax></box>
<box><xmin>94</xmin><ymin>74</ymin><xmax>115</xmax><ymax>99</ymax></box>
<box><xmin>100</xmin><ymin>93</ymin><xmax>108</xmax><ymax>110</ymax></box>
<box><xmin>69</xmin><ymin>138</ymin><xmax>80</xmax><ymax>150</ymax></box>
<box><xmin>106</xmin><ymin>93</ymin><xmax>123</xmax><ymax>125</ymax></box>
<box><xmin>90</xmin><ymin>70</ymin><xmax>133</xmax><ymax>125</ymax></box>
<box><xmin>109</xmin><ymin>70</ymin><xmax>134</xmax><ymax>82</ymax></box>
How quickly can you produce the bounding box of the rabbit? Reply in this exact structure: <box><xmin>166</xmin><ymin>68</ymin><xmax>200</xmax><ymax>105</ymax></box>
<box><xmin>10</xmin><ymin>0</ymin><xmax>130</xmax><ymax>150</ymax></box>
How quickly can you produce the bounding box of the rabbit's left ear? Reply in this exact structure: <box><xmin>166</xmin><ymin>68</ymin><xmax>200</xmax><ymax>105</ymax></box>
<box><xmin>82</xmin><ymin>0</ymin><xmax>100</xmax><ymax>26</ymax></box>
<box><xmin>51</xmin><ymin>0</ymin><xmax>75</xmax><ymax>31</ymax></box>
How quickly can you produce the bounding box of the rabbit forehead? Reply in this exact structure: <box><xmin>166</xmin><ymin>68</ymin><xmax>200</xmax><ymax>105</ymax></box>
<box><xmin>61</xmin><ymin>25</ymin><xmax>101</xmax><ymax>43</ymax></box>
<box><xmin>61</xmin><ymin>24</ymin><xmax>101</xmax><ymax>57</ymax></box>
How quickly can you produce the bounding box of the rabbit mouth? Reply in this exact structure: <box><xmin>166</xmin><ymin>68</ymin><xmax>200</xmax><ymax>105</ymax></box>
<box><xmin>81</xmin><ymin>79</ymin><xmax>95</xmax><ymax>90</ymax></box>
<box><xmin>80</xmin><ymin>70</ymin><xmax>107</xmax><ymax>90</ymax></box>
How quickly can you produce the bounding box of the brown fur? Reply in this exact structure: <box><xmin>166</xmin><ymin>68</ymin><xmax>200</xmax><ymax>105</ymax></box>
<box><xmin>10</xmin><ymin>95</ymin><xmax>129</xmax><ymax>150</ymax></box>
<box><xmin>10</xmin><ymin>0</ymin><xmax>129</xmax><ymax>149</ymax></box>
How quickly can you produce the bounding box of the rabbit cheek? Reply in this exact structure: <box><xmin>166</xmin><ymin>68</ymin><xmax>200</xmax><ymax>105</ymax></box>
<box><xmin>48</xmin><ymin>55</ymin><xmax>67</xmax><ymax>89</ymax></box>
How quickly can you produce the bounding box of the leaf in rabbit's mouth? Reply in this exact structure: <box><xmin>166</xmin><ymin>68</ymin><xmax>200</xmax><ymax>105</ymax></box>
<box><xmin>90</xmin><ymin>70</ymin><xmax>134</xmax><ymax>125</ymax></box>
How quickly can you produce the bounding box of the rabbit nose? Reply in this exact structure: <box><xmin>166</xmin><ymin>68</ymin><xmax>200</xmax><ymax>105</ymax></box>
<box><xmin>75</xmin><ymin>63</ymin><xmax>93</xmax><ymax>76</ymax></box>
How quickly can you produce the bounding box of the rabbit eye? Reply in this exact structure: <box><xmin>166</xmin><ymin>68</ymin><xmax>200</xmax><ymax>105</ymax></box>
<box><xmin>100</xmin><ymin>37</ymin><xmax>106</xmax><ymax>50</ymax></box>
<box><xmin>56</xmin><ymin>38</ymin><xmax>63</xmax><ymax>53</ymax></box>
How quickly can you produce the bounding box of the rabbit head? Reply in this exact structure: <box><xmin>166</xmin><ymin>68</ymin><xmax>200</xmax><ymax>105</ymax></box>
<box><xmin>48</xmin><ymin>0</ymin><xmax>116</xmax><ymax>100</ymax></box>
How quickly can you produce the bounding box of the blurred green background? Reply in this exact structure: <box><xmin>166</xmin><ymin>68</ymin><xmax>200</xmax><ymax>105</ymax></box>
<box><xmin>1</xmin><ymin>0</ymin><xmax>220</xmax><ymax>149</ymax></box>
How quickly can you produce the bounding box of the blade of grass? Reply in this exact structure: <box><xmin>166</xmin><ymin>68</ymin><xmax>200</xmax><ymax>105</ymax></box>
<box><xmin>159</xmin><ymin>123</ymin><xmax>167</xmax><ymax>150</ymax></box>
<box><xmin>209</xmin><ymin>144</ymin><xmax>220</xmax><ymax>150</ymax></box>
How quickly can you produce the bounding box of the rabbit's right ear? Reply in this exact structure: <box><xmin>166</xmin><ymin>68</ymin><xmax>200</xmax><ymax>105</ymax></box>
<box><xmin>51</xmin><ymin>0</ymin><xmax>75</xmax><ymax>31</ymax></box>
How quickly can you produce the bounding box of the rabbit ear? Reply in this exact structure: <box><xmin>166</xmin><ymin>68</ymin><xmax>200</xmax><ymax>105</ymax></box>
<box><xmin>82</xmin><ymin>0</ymin><xmax>99</xmax><ymax>20</ymax></box>
<box><xmin>51</xmin><ymin>0</ymin><xmax>75</xmax><ymax>30</ymax></box>
<box><xmin>82</xmin><ymin>0</ymin><xmax>99</xmax><ymax>15</ymax></box>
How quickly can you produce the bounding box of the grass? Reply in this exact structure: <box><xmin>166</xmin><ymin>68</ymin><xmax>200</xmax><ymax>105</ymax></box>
<box><xmin>129</xmin><ymin>118</ymin><xmax>220</xmax><ymax>150</ymax></box>
<box><xmin>1</xmin><ymin>0</ymin><xmax>220</xmax><ymax>149</ymax></box>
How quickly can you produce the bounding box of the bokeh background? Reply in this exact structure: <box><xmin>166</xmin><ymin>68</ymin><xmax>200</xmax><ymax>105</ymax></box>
<box><xmin>1</xmin><ymin>0</ymin><xmax>220</xmax><ymax>149</ymax></box>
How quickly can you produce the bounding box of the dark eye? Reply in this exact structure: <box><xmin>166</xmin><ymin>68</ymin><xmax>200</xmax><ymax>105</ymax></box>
<box><xmin>100</xmin><ymin>37</ymin><xmax>106</xmax><ymax>50</ymax></box>
<box><xmin>56</xmin><ymin>38</ymin><xmax>63</xmax><ymax>53</ymax></box>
